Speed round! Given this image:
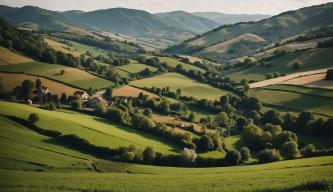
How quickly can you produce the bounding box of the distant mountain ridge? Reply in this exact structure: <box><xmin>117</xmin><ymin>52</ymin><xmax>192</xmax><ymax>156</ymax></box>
<box><xmin>166</xmin><ymin>2</ymin><xmax>333</xmax><ymax>62</ymax></box>
<box><xmin>0</xmin><ymin>5</ymin><xmax>225</xmax><ymax>43</ymax></box>
<box><xmin>192</xmin><ymin>12</ymin><xmax>271</xmax><ymax>25</ymax></box>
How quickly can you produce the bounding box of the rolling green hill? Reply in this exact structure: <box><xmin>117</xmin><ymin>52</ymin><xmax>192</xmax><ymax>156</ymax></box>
<box><xmin>155</xmin><ymin>11</ymin><xmax>219</xmax><ymax>33</ymax></box>
<box><xmin>225</xmin><ymin>47</ymin><xmax>333</xmax><ymax>82</ymax></box>
<box><xmin>166</xmin><ymin>3</ymin><xmax>333</xmax><ymax>62</ymax></box>
<box><xmin>130</xmin><ymin>72</ymin><xmax>232</xmax><ymax>100</ymax></box>
<box><xmin>192</xmin><ymin>12</ymin><xmax>271</xmax><ymax>25</ymax></box>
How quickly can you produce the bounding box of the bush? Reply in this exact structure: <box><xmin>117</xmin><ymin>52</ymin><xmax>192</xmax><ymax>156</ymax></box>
<box><xmin>301</xmin><ymin>144</ymin><xmax>316</xmax><ymax>157</ymax></box>
<box><xmin>225</xmin><ymin>150</ymin><xmax>241</xmax><ymax>165</ymax></box>
<box><xmin>180</xmin><ymin>148</ymin><xmax>197</xmax><ymax>166</ymax></box>
<box><xmin>142</xmin><ymin>147</ymin><xmax>155</xmax><ymax>164</ymax></box>
<box><xmin>280</xmin><ymin>141</ymin><xmax>300</xmax><ymax>159</ymax></box>
<box><xmin>240</xmin><ymin>147</ymin><xmax>251</xmax><ymax>162</ymax></box>
<box><xmin>258</xmin><ymin>149</ymin><xmax>281</xmax><ymax>163</ymax></box>
<box><xmin>71</xmin><ymin>100</ymin><xmax>82</xmax><ymax>110</ymax></box>
<box><xmin>28</xmin><ymin>113</ymin><xmax>39</xmax><ymax>124</ymax></box>
<box><xmin>292</xmin><ymin>62</ymin><xmax>302</xmax><ymax>70</ymax></box>
<box><xmin>46</xmin><ymin>103</ymin><xmax>56</xmax><ymax>111</ymax></box>
<box><xmin>326</xmin><ymin>69</ymin><xmax>333</xmax><ymax>80</ymax></box>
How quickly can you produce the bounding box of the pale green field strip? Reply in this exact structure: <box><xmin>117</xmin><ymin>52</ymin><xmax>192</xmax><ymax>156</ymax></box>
<box><xmin>130</xmin><ymin>73</ymin><xmax>233</xmax><ymax>100</ymax></box>
<box><xmin>0</xmin><ymin>101</ymin><xmax>181</xmax><ymax>154</ymax></box>
<box><xmin>250</xmin><ymin>88</ymin><xmax>333</xmax><ymax>117</ymax></box>
<box><xmin>116</xmin><ymin>63</ymin><xmax>157</xmax><ymax>74</ymax></box>
<box><xmin>226</xmin><ymin>47</ymin><xmax>333</xmax><ymax>82</ymax></box>
<box><xmin>0</xmin><ymin>61</ymin><xmax>114</xmax><ymax>89</ymax></box>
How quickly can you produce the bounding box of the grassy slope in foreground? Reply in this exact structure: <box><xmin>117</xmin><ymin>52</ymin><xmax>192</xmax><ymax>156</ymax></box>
<box><xmin>0</xmin><ymin>72</ymin><xmax>82</xmax><ymax>95</ymax></box>
<box><xmin>0</xmin><ymin>115</ymin><xmax>94</xmax><ymax>171</ymax></box>
<box><xmin>0</xmin><ymin>156</ymin><xmax>332</xmax><ymax>192</ymax></box>
<box><xmin>250</xmin><ymin>85</ymin><xmax>333</xmax><ymax>117</ymax></box>
<box><xmin>226</xmin><ymin>47</ymin><xmax>333</xmax><ymax>82</ymax></box>
<box><xmin>0</xmin><ymin>101</ymin><xmax>180</xmax><ymax>154</ymax></box>
<box><xmin>130</xmin><ymin>72</ymin><xmax>232</xmax><ymax>100</ymax></box>
<box><xmin>0</xmin><ymin>60</ymin><xmax>113</xmax><ymax>90</ymax></box>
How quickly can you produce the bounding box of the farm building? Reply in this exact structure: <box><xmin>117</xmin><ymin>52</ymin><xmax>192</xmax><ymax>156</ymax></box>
<box><xmin>74</xmin><ymin>91</ymin><xmax>90</xmax><ymax>101</ymax></box>
<box><xmin>86</xmin><ymin>95</ymin><xmax>107</xmax><ymax>108</ymax></box>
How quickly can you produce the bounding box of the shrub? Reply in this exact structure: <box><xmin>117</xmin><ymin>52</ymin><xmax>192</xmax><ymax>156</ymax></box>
<box><xmin>71</xmin><ymin>100</ymin><xmax>82</xmax><ymax>110</ymax></box>
<box><xmin>301</xmin><ymin>144</ymin><xmax>316</xmax><ymax>157</ymax></box>
<box><xmin>46</xmin><ymin>103</ymin><xmax>56</xmax><ymax>111</ymax></box>
<box><xmin>240</xmin><ymin>147</ymin><xmax>251</xmax><ymax>162</ymax></box>
<box><xmin>280</xmin><ymin>141</ymin><xmax>300</xmax><ymax>159</ymax></box>
<box><xmin>225</xmin><ymin>150</ymin><xmax>241</xmax><ymax>165</ymax></box>
<box><xmin>142</xmin><ymin>147</ymin><xmax>155</xmax><ymax>164</ymax></box>
<box><xmin>258</xmin><ymin>149</ymin><xmax>281</xmax><ymax>163</ymax></box>
<box><xmin>180</xmin><ymin>148</ymin><xmax>197</xmax><ymax>166</ymax></box>
<box><xmin>292</xmin><ymin>62</ymin><xmax>302</xmax><ymax>70</ymax></box>
<box><xmin>325</xmin><ymin>69</ymin><xmax>333</xmax><ymax>80</ymax></box>
<box><xmin>28</xmin><ymin>113</ymin><xmax>39</xmax><ymax>124</ymax></box>
<box><xmin>194</xmin><ymin>135</ymin><xmax>215</xmax><ymax>152</ymax></box>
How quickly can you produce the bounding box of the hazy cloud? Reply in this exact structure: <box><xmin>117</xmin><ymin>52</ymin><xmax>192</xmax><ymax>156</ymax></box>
<box><xmin>0</xmin><ymin>0</ymin><xmax>332</xmax><ymax>14</ymax></box>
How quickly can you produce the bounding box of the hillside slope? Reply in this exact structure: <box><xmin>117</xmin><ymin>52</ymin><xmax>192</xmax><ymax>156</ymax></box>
<box><xmin>166</xmin><ymin>3</ymin><xmax>333</xmax><ymax>62</ymax></box>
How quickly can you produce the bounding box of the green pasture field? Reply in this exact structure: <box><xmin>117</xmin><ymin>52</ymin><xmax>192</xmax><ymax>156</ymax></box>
<box><xmin>226</xmin><ymin>47</ymin><xmax>333</xmax><ymax>82</ymax></box>
<box><xmin>0</xmin><ymin>61</ymin><xmax>113</xmax><ymax>89</ymax></box>
<box><xmin>116</xmin><ymin>62</ymin><xmax>157</xmax><ymax>74</ymax></box>
<box><xmin>130</xmin><ymin>73</ymin><xmax>232</xmax><ymax>100</ymax></box>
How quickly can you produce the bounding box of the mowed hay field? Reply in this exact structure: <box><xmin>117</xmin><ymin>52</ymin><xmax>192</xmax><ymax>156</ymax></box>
<box><xmin>0</xmin><ymin>72</ymin><xmax>82</xmax><ymax>95</ymax></box>
<box><xmin>149</xmin><ymin>56</ymin><xmax>206</xmax><ymax>72</ymax></box>
<box><xmin>250</xmin><ymin>85</ymin><xmax>333</xmax><ymax>117</ymax></box>
<box><xmin>1</xmin><ymin>156</ymin><xmax>332</xmax><ymax>192</ymax></box>
<box><xmin>226</xmin><ymin>47</ymin><xmax>333</xmax><ymax>82</ymax></box>
<box><xmin>113</xmin><ymin>85</ymin><xmax>158</xmax><ymax>98</ymax></box>
<box><xmin>116</xmin><ymin>61</ymin><xmax>158</xmax><ymax>74</ymax></box>
<box><xmin>0</xmin><ymin>47</ymin><xmax>33</xmax><ymax>65</ymax></box>
<box><xmin>130</xmin><ymin>73</ymin><xmax>232</xmax><ymax>100</ymax></box>
<box><xmin>0</xmin><ymin>61</ymin><xmax>114</xmax><ymax>89</ymax></box>
<box><xmin>0</xmin><ymin>101</ymin><xmax>180</xmax><ymax>154</ymax></box>
<box><xmin>43</xmin><ymin>37</ymin><xmax>82</xmax><ymax>57</ymax></box>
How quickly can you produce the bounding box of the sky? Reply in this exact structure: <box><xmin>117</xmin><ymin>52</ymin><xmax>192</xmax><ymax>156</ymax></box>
<box><xmin>0</xmin><ymin>0</ymin><xmax>332</xmax><ymax>15</ymax></box>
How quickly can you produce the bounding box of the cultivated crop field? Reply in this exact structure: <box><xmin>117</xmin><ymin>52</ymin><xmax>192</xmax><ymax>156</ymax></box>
<box><xmin>116</xmin><ymin>61</ymin><xmax>157</xmax><ymax>74</ymax></box>
<box><xmin>0</xmin><ymin>72</ymin><xmax>82</xmax><ymax>95</ymax></box>
<box><xmin>44</xmin><ymin>37</ymin><xmax>82</xmax><ymax>57</ymax></box>
<box><xmin>250</xmin><ymin>85</ymin><xmax>333</xmax><ymax>117</ymax></box>
<box><xmin>113</xmin><ymin>85</ymin><xmax>158</xmax><ymax>98</ymax></box>
<box><xmin>130</xmin><ymin>73</ymin><xmax>232</xmax><ymax>100</ymax></box>
<box><xmin>153</xmin><ymin>56</ymin><xmax>206</xmax><ymax>72</ymax></box>
<box><xmin>0</xmin><ymin>61</ymin><xmax>114</xmax><ymax>89</ymax></box>
<box><xmin>226</xmin><ymin>47</ymin><xmax>333</xmax><ymax>82</ymax></box>
<box><xmin>0</xmin><ymin>47</ymin><xmax>33</xmax><ymax>65</ymax></box>
<box><xmin>0</xmin><ymin>101</ymin><xmax>180</xmax><ymax>154</ymax></box>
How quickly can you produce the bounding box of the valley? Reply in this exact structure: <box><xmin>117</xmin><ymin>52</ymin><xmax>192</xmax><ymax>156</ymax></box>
<box><xmin>0</xmin><ymin>1</ymin><xmax>332</xmax><ymax>192</ymax></box>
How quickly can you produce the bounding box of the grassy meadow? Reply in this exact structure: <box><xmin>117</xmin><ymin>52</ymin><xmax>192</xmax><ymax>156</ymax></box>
<box><xmin>0</xmin><ymin>72</ymin><xmax>82</xmax><ymax>95</ymax></box>
<box><xmin>226</xmin><ymin>47</ymin><xmax>333</xmax><ymax>82</ymax></box>
<box><xmin>250</xmin><ymin>85</ymin><xmax>333</xmax><ymax>117</ymax></box>
<box><xmin>0</xmin><ymin>101</ymin><xmax>181</xmax><ymax>154</ymax></box>
<box><xmin>130</xmin><ymin>72</ymin><xmax>233</xmax><ymax>100</ymax></box>
<box><xmin>0</xmin><ymin>61</ymin><xmax>114</xmax><ymax>89</ymax></box>
<box><xmin>0</xmin><ymin>47</ymin><xmax>33</xmax><ymax>65</ymax></box>
<box><xmin>116</xmin><ymin>61</ymin><xmax>158</xmax><ymax>74</ymax></box>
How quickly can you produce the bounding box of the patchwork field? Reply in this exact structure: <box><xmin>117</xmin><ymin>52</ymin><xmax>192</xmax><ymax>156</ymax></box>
<box><xmin>0</xmin><ymin>101</ymin><xmax>180</xmax><ymax>154</ymax></box>
<box><xmin>116</xmin><ymin>62</ymin><xmax>158</xmax><ymax>74</ymax></box>
<box><xmin>150</xmin><ymin>56</ymin><xmax>206</xmax><ymax>73</ymax></box>
<box><xmin>250</xmin><ymin>85</ymin><xmax>333</xmax><ymax>117</ymax></box>
<box><xmin>0</xmin><ymin>61</ymin><xmax>114</xmax><ymax>89</ymax></box>
<box><xmin>130</xmin><ymin>73</ymin><xmax>232</xmax><ymax>100</ymax></box>
<box><xmin>226</xmin><ymin>47</ymin><xmax>333</xmax><ymax>82</ymax></box>
<box><xmin>249</xmin><ymin>68</ymin><xmax>330</xmax><ymax>89</ymax></box>
<box><xmin>113</xmin><ymin>85</ymin><xmax>158</xmax><ymax>98</ymax></box>
<box><xmin>70</xmin><ymin>41</ymin><xmax>108</xmax><ymax>57</ymax></box>
<box><xmin>0</xmin><ymin>72</ymin><xmax>82</xmax><ymax>95</ymax></box>
<box><xmin>44</xmin><ymin>37</ymin><xmax>82</xmax><ymax>57</ymax></box>
<box><xmin>0</xmin><ymin>47</ymin><xmax>33</xmax><ymax>65</ymax></box>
